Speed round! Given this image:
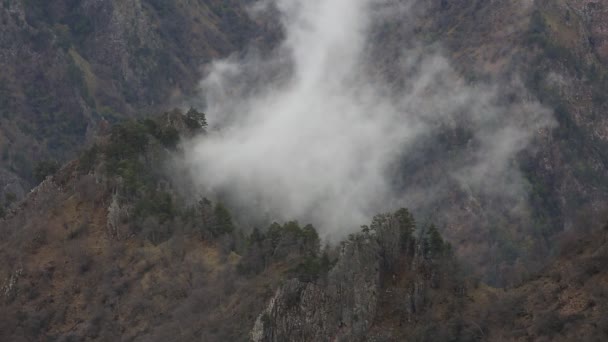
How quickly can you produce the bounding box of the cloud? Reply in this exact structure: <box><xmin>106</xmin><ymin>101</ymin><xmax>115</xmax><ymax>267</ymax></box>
<box><xmin>180</xmin><ymin>0</ymin><xmax>555</xmax><ymax>238</ymax></box>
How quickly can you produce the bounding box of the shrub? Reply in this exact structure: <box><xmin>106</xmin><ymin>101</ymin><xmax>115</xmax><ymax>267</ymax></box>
<box><xmin>185</xmin><ymin>108</ymin><xmax>207</xmax><ymax>130</ymax></box>
<box><xmin>143</xmin><ymin>119</ymin><xmax>180</xmax><ymax>148</ymax></box>
<box><xmin>33</xmin><ymin>160</ymin><xmax>60</xmax><ymax>183</ymax></box>
<box><xmin>211</xmin><ymin>203</ymin><xmax>234</xmax><ymax>236</ymax></box>
<box><xmin>4</xmin><ymin>192</ymin><xmax>16</xmax><ymax>207</ymax></box>
<box><xmin>67</xmin><ymin>222</ymin><xmax>88</xmax><ymax>240</ymax></box>
<box><xmin>78</xmin><ymin>145</ymin><xmax>99</xmax><ymax>173</ymax></box>
<box><xmin>105</xmin><ymin>122</ymin><xmax>149</xmax><ymax>163</ymax></box>
<box><xmin>157</xmin><ymin>126</ymin><xmax>180</xmax><ymax>148</ymax></box>
<box><xmin>134</xmin><ymin>191</ymin><xmax>176</xmax><ymax>224</ymax></box>
<box><xmin>532</xmin><ymin>310</ymin><xmax>564</xmax><ymax>336</ymax></box>
<box><xmin>427</xmin><ymin>224</ymin><xmax>445</xmax><ymax>257</ymax></box>
<box><xmin>289</xmin><ymin>254</ymin><xmax>331</xmax><ymax>283</ymax></box>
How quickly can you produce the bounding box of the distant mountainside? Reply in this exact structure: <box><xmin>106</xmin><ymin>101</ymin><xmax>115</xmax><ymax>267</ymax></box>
<box><xmin>368</xmin><ymin>0</ymin><xmax>608</xmax><ymax>283</ymax></box>
<box><xmin>0</xmin><ymin>0</ymin><xmax>275</xmax><ymax>202</ymax></box>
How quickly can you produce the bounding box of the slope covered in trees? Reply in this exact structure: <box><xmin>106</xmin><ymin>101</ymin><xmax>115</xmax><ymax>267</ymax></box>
<box><xmin>0</xmin><ymin>0</ymin><xmax>276</xmax><ymax>204</ymax></box>
<box><xmin>2</xmin><ymin>0</ymin><xmax>608</xmax><ymax>340</ymax></box>
<box><xmin>1</xmin><ymin>111</ymin><xmax>607</xmax><ymax>341</ymax></box>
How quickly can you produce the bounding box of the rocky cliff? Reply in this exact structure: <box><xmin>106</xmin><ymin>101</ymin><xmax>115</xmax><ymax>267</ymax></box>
<box><xmin>251</xmin><ymin>210</ymin><xmax>463</xmax><ymax>342</ymax></box>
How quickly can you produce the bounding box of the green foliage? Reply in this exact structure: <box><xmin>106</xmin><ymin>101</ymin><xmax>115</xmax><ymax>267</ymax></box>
<box><xmin>211</xmin><ymin>203</ymin><xmax>234</xmax><ymax>236</ymax></box>
<box><xmin>91</xmin><ymin>115</ymin><xmax>213</xmax><ymax>244</ymax></box>
<box><xmin>185</xmin><ymin>108</ymin><xmax>208</xmax><ymax>130</ymax></box>
<box><xmin>249</xmin><ymin>227</ymin><xmax>265</xmax><ymax>245</ymax></box>
<box><xmin>103</xmin><ymin>121</ymin><xmax>155</xmax><ymax>192</ymax></box>
<box><xmin>134</xmin><ymin>191</ymin><xmax>176</xmax><ymax>224</ymax></box>
<box><xmin>33</xmin><ymin>160</ymin><xmax>59</xmax><ymax>183</ymax></box>
<box><xmin>157</xmin><ymin>126</ymin><xmax>180</xmax><ymax>148</ymax></box>
<box><xmin>289</xmin><ymin>254</ymin><xmax>332</xmax><ymax>283</ymax></box>
<box><xmin>370</xmin><ymin>213</ymin><xmax>388</xmax><ymax>231</ymax></box>
<box><xmin>426</xmin><ymin>224</ymin><xmax>446</xmax><ymax>257</ymax></box>
<box><xmin>394</xmin><ymin>208</ymin><xmax>416</xmax><ymax>247</ymax></box>
<box><xmin>78</xmin><ymin>145</ymin><xmax>98</xmax><ymax>173</ymax></box>
<box><xmin>301</xmin><ymin>224</ymin><xmax>320</xmax><ymax>251</ymax></box>
<box><xmin>526</xmin><ymin>10</ymin><xmax>582</xmax><ymax>75</ymax></box>
<box><xmin>115</xmin><ymin>159</ymin><xmax>153</xmax><ymax>195</ymax></box>
<box><xmin>102</xmin><ymin>120</ymin><xmax>179</xmax><ymax>195</ymax></box>
<box><xmin>106</xmin><ymin>121</ymin><xmax>149</xmax><ymax>164</ymax></box>
<box><xmin>238</xmin><ymin>221</ymin><xmax>323</xmax><ymax>277</ymax></box>
<box><xmin>142</xmin><ymin>119</ymin><xmax>180</xmax><ymax>148</ymax></box>
<box><xmin>266</xmin><ymin>221</ymin><xmax>321</xmax><ymax>254</ymax></box>
<box><xmin>266</xmin><ymin>222</ymin><xmax>284</xmax><ymax>249</ymax></box>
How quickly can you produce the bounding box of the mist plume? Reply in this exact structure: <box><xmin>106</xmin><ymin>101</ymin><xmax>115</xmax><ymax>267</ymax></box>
<box><xmin>181</xmin><ymin>0</ymin><xmax>555</xmax><ymax>238</ymax></box>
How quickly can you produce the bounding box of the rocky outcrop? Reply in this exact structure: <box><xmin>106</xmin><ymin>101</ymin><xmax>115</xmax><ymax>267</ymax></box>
<box><xmin>251</xmin><ymin>210</ymin><xmax>454</xmax><ymax>342</ymax></box>
<box><xmin>252</xmin><ymin>237</ymin><xmax>381</xmax><ymax>342</ymax></box>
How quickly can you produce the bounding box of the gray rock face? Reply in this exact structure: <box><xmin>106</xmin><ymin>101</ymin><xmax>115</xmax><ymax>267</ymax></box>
<box><xmin>250</xmin><ymin>210</ymin><xmax>440</xmax><ymax>342</ymax></box>
<box><xmin>252</xmin><ymin>237</ymin><xmax>381</xmax><ymax>342</ymax></box>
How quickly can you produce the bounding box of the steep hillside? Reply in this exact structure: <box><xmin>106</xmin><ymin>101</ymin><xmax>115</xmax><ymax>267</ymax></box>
<box><xmin>0</xmin><ymin>111</ymin><xmax>307</xmax><ymax>341</ymax></box>
<box><xmin>0</xmin><ymin>0</ymin><xmax>275</xmax><ymax>203</ymax></box>
<box><xmin>0</xmin><ymin>111</ymin><xmax>461</xmax><ymax>341</ymax></box>
<box><xmin>1</xmin><ymin>110</ymin><xmax>607</xmax><ymax>341</ymax></box>
<box><xmin>362</xmin><ymin>0</ymin><xmax>608</xmax><ymax>284</ymax></box>
<box><xmin>2</xmin><ymin>0</ymin><xmax>608</xmax><ymax>286</ymax></box>
<box><xmin>0</xmin><ymin>110</ymin><xmax>456</xmax><ymax>341</ymax></box>
<box><xmin>462</xmin><ymin>226</ymin><xmax>608</xmax><ymax>341</ymax></box>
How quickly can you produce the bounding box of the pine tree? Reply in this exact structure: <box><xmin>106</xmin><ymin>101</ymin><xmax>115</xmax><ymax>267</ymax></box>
<box><xmin>185</xmin><ymin>107</ymin><xmax>208</xmax><ymax>130</ymax></box>
<box><xmin>427</xmin><ymin>224</ymin><xmax>445</xmax><ymax>257</ymax></box>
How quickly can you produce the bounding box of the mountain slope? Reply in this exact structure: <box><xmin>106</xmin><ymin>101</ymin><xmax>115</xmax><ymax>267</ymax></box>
<box><xmin>0</xmin><ymin>111</ymin><xmax>285</xmax><ymax>341</ymax></box>
<box><xmin>365</xmin><ymin>0</ymin><xmax>608</xmax><ymax>284</ymax></box>
<box><xmin>3</xmin><ymin>1</ymin><xmax>608</xmax><ymax>340</ymax></box>
<box><xmin>462</xmin><ymin>226</ymin><xmax>608</xmax><ymax>341</ymax></box>
<box><xmin>1</xmin><ymin>110</ymin><xmax>607</xmax><ymax>341</ymax></box>
<box><xmin>0</xmin><ymin>0</ymin><xmax>274</xmax><ymax>204</ymax></box>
